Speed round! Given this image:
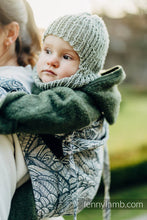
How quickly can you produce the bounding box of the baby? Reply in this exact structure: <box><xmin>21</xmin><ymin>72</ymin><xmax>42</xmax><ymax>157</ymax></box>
<box><xmin>27</xmin><ymin>12</ymin><xmax>110</xmax><ymax>219</ymax></box>
<box><xmin>34</xmin><ymin>12</ymin><xmax>109</xmax><ymax>90</ymax></box>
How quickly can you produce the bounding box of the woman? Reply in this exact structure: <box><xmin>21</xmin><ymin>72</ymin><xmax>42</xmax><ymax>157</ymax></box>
<box><xmin>0</xmin><ymin>1</ymin><xmax>120</xmax><ymax>220</ymax></box>
<box><xmin>0</xmin><ymin>0</ymin><xmax>41</xmax><ymax>219</ymax></box>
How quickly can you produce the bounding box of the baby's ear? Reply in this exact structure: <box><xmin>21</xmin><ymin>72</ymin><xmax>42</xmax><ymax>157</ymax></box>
<box><xmin>4</xmin><ymin>22</ymin><xmax>19</xmax><ymax>46</ymax></box>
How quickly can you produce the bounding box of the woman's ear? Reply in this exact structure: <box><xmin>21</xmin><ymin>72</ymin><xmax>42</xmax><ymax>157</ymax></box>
<box><xmin>4</xmin><ymin>22</ymin><xmax>19</xmax><ymax>46</ymax></box>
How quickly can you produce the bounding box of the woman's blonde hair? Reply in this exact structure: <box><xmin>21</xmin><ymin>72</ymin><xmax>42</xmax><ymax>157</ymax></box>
<box><xmin>0</xmin><ymin>0</ymin><xmax>41</xmax><ymax>67</ymax></box>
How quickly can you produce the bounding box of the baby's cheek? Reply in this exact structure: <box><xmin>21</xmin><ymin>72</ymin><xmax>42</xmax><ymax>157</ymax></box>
<box><xmin>36</xmin><ymin>61</ymin><xmax>42</xmax><ymax>73</ymax></box>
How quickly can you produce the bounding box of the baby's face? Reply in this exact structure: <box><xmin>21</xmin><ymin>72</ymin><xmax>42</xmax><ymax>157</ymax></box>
<box><xmin>37</xmin><ymin>35</ymin><xmax>80</xmax><ymax>83</ymax></box>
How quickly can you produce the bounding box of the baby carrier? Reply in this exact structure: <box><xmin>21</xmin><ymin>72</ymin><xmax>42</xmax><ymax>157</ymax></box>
<box><xmin>18</xmin><ymin>116</ymin><xmax>110</xmax><ymax>220</ymax></box>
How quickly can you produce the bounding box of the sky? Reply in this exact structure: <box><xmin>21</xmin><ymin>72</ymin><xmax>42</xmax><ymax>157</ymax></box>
<box><xmin>27</xmin><ymin>0</ymin><xmax>146</xmax><ymax>28</ymax></box>
<box><xmin>27</xmin><ymin>0</ymin><xmax>91</xmax><ymax>28</ymax></box>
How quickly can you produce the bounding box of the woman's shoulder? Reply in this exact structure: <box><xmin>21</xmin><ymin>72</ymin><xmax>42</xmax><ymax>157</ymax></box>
<box><xmin>0</xmin><ymin>65</ymin><xmax>33</xmax><ymax>77</ymax></box>
<box><xmin>0</xmin><ymin>65</ymin><xmax>34</xmax><ymax>93</ymax></box>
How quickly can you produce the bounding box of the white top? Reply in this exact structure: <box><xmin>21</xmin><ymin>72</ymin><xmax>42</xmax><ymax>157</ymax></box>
<box><xmin>0</xmin><ymin>65</ymin><xmax>33</xmax><ymax>99</ymax></box>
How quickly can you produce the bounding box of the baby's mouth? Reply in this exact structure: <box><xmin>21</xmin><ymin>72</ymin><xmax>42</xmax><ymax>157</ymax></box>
<box><xmin>42</xmin><ymin>70</ymin><xmax>57</xmax><ymax>76</ymax></box>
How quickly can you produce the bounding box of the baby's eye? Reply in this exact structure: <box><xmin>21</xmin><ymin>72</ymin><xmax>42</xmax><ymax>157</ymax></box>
<box><xmin>46</xmin><ymin>48</ymin><xmax>52</xmax><ymax>54</ymax></box>
<box><xmin>63</xmin><ymin>54</ymin><xmax>72</xmax><ymax>60</ymax></box>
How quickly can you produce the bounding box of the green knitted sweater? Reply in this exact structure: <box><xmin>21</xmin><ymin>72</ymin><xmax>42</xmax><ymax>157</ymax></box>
<box><xmin>3</xmin><ymin>65</ymin><xmax>126</xmax><ymax>219</ymax></box>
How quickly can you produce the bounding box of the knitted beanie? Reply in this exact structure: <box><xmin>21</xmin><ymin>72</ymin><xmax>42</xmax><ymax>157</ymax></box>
<box><xmin>34</xmin><ymin>12</ymin><xmax>109</xmax><ymax>90</ymax></box>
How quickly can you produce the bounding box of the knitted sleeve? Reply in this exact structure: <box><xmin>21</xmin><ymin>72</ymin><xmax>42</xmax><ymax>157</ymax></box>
<box><xmin>0</xmin><ymin>87</ymin><xmax>100</xmax><ymax>134</ymax></box>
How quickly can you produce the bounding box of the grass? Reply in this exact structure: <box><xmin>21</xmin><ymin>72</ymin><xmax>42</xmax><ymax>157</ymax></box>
<box><xmin>64</xmin><ymin>209</ymin><xmax>147</xmax><ymax>220</ymax></box>
<box><xmin>64</xmin><ymin>184</ymin><xmax>147</xmax><ymax>220</ymax></box>
<box><xmin>107</xmin><ymin>86</ymin><xmax>147</xmax><ymax>168</ymax></box>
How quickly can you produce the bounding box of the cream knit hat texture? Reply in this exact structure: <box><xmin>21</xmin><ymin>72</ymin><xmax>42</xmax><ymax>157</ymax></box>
<box><xmin>35</xmin><ymin>13</ymin><xmax>109</xmax><ymax>90</ymax></box>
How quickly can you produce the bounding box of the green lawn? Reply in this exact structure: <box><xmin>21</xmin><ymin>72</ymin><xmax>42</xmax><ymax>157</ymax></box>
<box><xmin>64</xmin><ymin>184</ymin><xmax>147</xmax><ymax>220</ymax></box>
<box><xmin>108</xmin><ymin>86</ymin><xmax>147</xmax><ymax>168</ymax></box>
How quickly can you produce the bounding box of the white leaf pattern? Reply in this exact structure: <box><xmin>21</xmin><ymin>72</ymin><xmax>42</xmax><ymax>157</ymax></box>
<box><xmin>17</xmin><ymin>118</ymin><xmax>108</xmax><ymax>219</ymax></box>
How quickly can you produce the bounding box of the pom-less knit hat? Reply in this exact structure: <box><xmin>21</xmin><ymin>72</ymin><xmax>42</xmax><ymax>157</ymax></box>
<box><xmin>34</xmin><ymin>12</ymin><xmax>109</xmax><ymax>90</ymax></box>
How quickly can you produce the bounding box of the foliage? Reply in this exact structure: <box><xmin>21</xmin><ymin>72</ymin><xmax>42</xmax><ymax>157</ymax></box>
<box><xmin>103</xmin><ymin>14</ymin><xmax>147</xmax><ymax>88</ymax></box>
<box><xmin>110</xmin><ymin>161</ymin><xmax>147</xmax><ymax>191</ymax></box>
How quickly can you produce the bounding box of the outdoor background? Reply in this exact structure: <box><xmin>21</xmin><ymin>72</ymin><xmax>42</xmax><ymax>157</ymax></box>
<box><xmin>27</xmin><ymin>0</ymin><xmax>147</xmax><ymax>219</ymax></box>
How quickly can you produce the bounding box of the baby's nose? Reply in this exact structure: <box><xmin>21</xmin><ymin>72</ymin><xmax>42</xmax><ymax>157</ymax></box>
<box><xmin>47</xmin><ymin>55</ymin><xmax>59</xmax><ymax>68</ymax></box>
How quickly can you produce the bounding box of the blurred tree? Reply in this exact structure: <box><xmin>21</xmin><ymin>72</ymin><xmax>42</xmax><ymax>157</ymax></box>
<box><xmin>91</xmin><ymin>0</ymin><xmax>147</xmax><ymax>88</ymax></box>
<box><xmin>134</xmin><ymin>0</ymin><xmax>147</xmax><ymax>14</ymax></box>
<box><xmin>91</xmin><ymin>0</ymin><xmax>147</xmax><ymax>17</ymax></box>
